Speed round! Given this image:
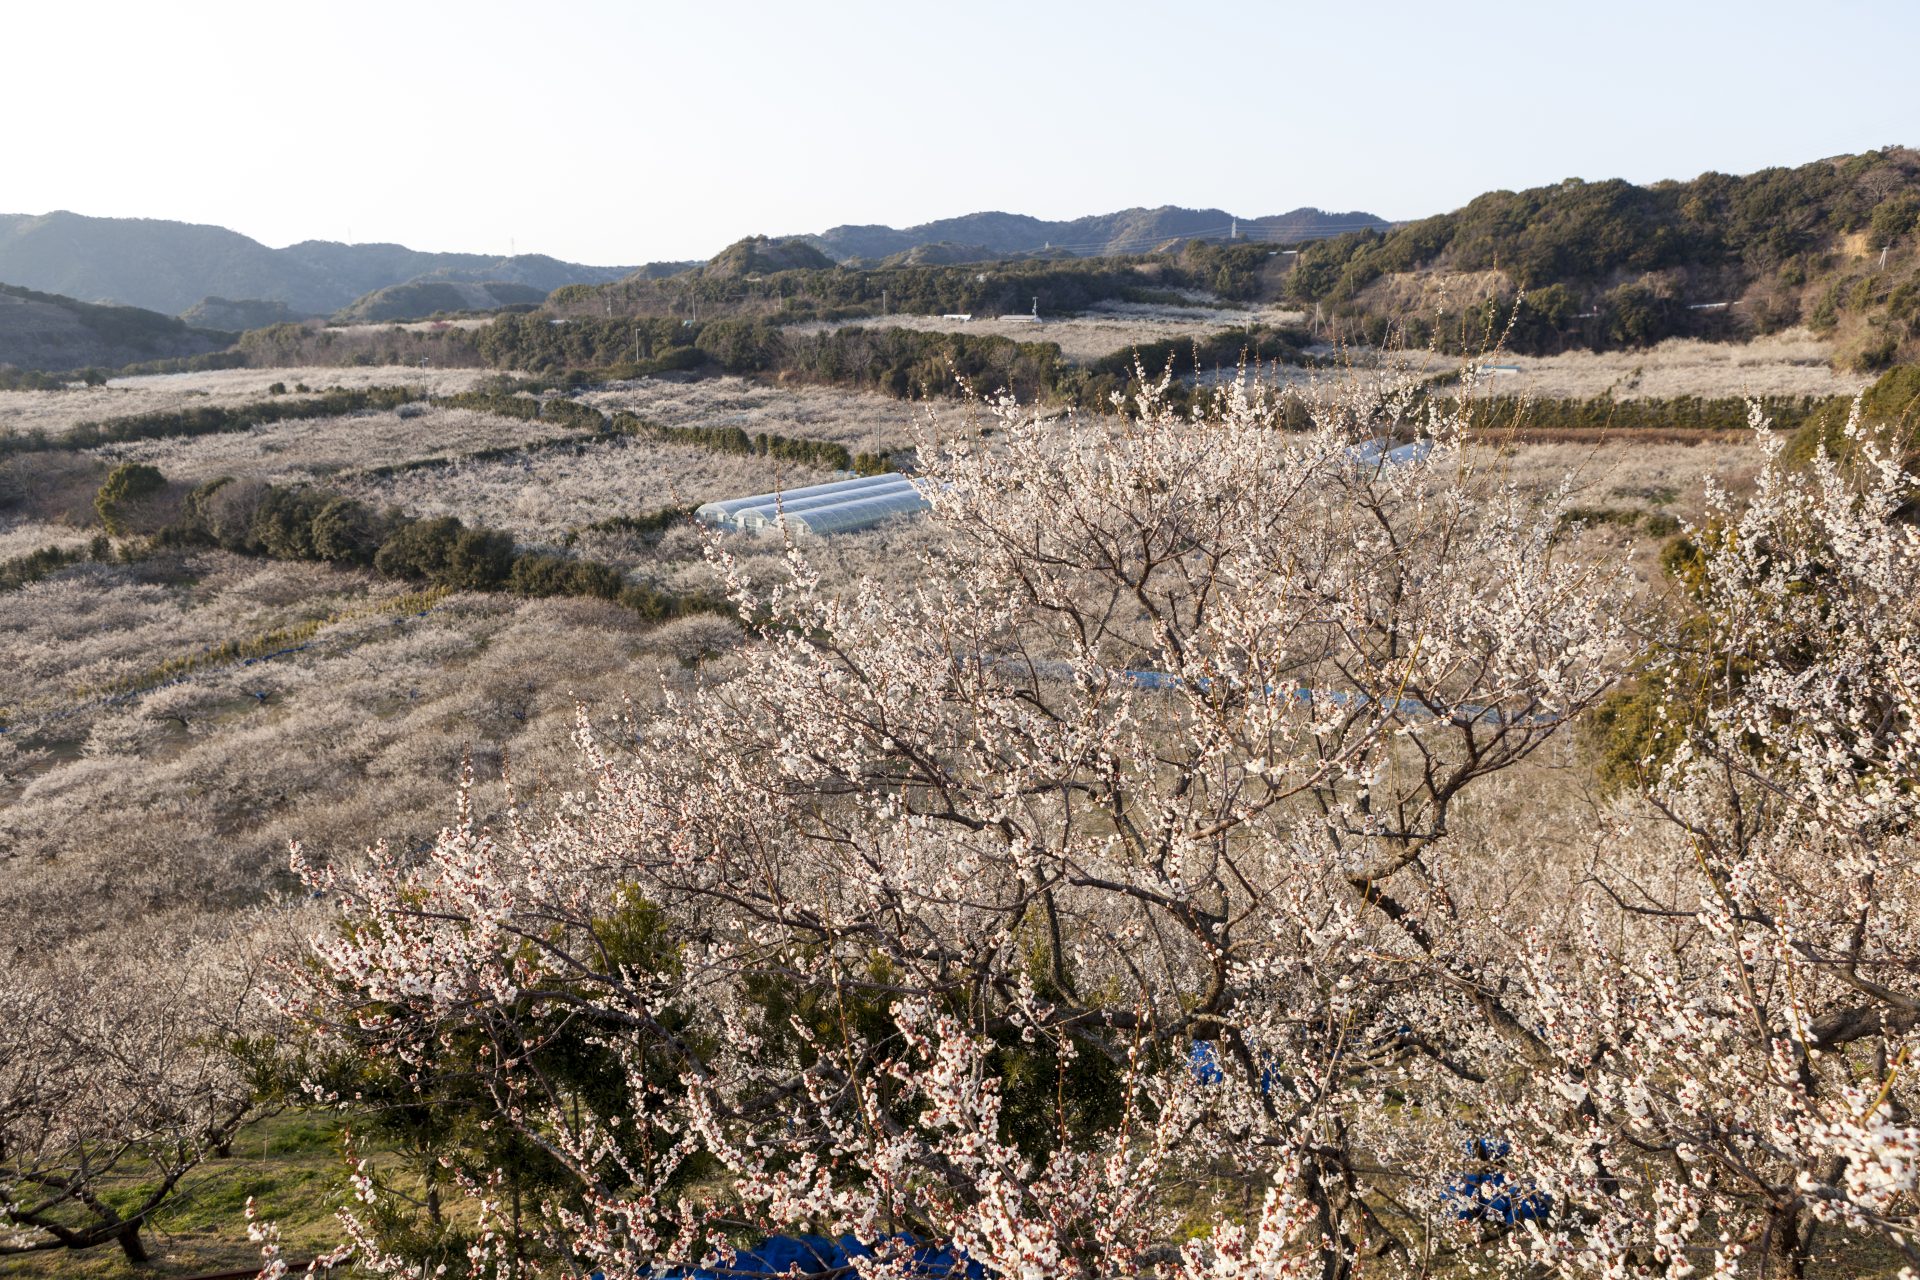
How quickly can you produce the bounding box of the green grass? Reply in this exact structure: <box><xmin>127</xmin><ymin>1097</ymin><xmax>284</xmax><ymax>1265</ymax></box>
<box><xmin>0</xmin><ymin>1113</ymin><xmax>349</xmax><ymax>1280</ymax></box>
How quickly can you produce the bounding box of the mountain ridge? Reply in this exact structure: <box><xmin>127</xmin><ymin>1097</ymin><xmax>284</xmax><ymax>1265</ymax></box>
<box><xmin>0</xmin><ymin>211</ymin><xmax>633</xmax><ymax>317</ymax></box>
<box><xmin>801</xmin><ymin>205</ymin><xmax>1390</xmax><ymax>262</ymax></box>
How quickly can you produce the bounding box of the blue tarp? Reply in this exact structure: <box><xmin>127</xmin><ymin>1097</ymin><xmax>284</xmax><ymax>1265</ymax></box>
<box><xmin>1189</xmin><ymin>1040</ymin><xmax>1281</xmax><ymax>1094</ymax></box>
<box><xmin>646</xmin><ymin>1232</ymin><xmax>986</xmax><ymax>1279</ymax></box>
<box><xmin>1440</xmin><ymin>1139</ymin><xmax>1551</xmax><ymax>1225</ymax></box>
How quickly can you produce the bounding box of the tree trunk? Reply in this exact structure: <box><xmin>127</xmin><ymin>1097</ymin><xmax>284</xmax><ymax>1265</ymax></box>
<box><xmin>1767</xmin><ymin>1205</ymin><xmax>1808</xmax><ymax>1280</ymax></box>
<box><xmin>115</xmin><ymin>1221</ymin><xmax>150</xmax><ymax>1265</ymax></box>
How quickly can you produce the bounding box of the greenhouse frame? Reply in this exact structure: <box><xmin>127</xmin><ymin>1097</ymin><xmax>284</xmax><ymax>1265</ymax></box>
<box><xmin>696</xmin><ymin>473</ymin><xmax>931</xmax><ymax>537</ymax></box>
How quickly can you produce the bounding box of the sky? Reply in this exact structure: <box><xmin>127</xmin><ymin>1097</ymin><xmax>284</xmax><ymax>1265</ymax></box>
<box><xmin>5</xmin><ymin>0</ymin><xmax>1914</xmax><ymax>265</ymax></box>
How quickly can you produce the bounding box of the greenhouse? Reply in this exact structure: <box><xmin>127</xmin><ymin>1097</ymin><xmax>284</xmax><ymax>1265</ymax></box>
<box><xmin>696</xmin><ymin>472</ymin><xmax>931</xmax><ymax>537</ymax></box>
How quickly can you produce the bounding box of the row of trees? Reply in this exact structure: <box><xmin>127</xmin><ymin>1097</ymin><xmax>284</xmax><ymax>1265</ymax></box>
<box><xmin>169</xmin><ymin>473</ymin><xmax>721</xmax><ymax>620</ymax></box>
<box><xmin>1444</xmin><ymin>390</ymin><xmax>1836</xmax><ymax>433</ymax></box>
<box><xmin>3</xmin><ymin>384</ymin><xmax>425</xmax><ymax>455</ymax></box>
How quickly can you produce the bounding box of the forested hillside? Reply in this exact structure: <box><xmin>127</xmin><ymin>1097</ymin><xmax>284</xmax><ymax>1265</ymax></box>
<box><xmin>329</xmin><ymin>280</ymin><xmax>548</xmax><ymax>324</ymax></box>
<box><xmin>560</xmin><ymin>237</ymin><xmax>1280</xmax><ymax>324</ymax></box>
<box><xmin>0</xmin><ymin>283</ymin><xmax>230</xmax><ymax>374</ymax></box>
<box><xmin>804</xmin><ymin>204</ymin><xmax>1389</xmax><ymax>261</ymax></box>
<box><xmin>1286</xmin><ymin>146</ymin><xmax>1920</xmax><ymax>364</ymax></box>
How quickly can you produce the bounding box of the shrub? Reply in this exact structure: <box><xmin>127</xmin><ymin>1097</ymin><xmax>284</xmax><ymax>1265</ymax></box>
<box><xmin>94</xmin><ymin>462</ymin><xmax>168</xmax><ymax>534</ymax></box>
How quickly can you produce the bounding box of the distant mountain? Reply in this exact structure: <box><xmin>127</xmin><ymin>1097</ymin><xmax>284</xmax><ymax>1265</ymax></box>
<box><xmin>181</xmin><ymin>296</ymin><xmax>299</xmax><ymax>330</ymax></box>
<box><xmin>0</xmin><ymin>211</ymin><xmax>631</xmax><ymax>317</ymax></box>
<box><xmin>702</xmin><ymin>236</ymin><xmax>836</xmax><ymax>279</ymax></box>
<box><xmin>331</xmin><ymin>280</ymin><xmax>549</xmax><ymax>325</ymax></box>
<box><xmin>801</xmin><ymin>206</ymin><xmax>1389</xmax><ymax>263</ymax></box>
<box><xmin>0</xmin><ymin>283</ymin><xmax>230</xmax><ymax>372</ymax></box>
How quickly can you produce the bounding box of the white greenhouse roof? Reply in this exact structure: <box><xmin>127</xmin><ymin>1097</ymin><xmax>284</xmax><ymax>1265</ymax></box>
<box><xmin>696</xmin><ymin>472</ymin><xmax>930</xmax><ymax>537</ymax></box>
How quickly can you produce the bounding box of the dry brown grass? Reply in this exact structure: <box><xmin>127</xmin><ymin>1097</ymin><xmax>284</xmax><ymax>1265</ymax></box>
<box><xmin>0</xmin><ymin>551</ymin><xmax>740</xmax><ymax>963</ymax></box>
<box><xmin>88</xmin><ymin>405</ymin><xmax>586</xmax><ymax>486</ymax></box>
<box><xmin>1464</xmin><ymin>433</ymin><xmax>1760</xmax><ymax>587</ymax></box>
<box><xmin>582</xmin><ymin>376</ymin><xmax>923</xmax><ymax>454</ymax></box>
<box><xmin>336</xmin><ymin>432</ymin><xmax>834</xmax><ymax>546</ymax></box>
<box><xmin>1353</xmin><ymin>268</ymin><xmax>1513</xmax><ymax>315</ymax></box>
<box><xmin>323</xmin><ymin>317</ymin><xmax>497</xmax><ymax>336</ymax></box>
<box><xmin>0</xmin><ymin>365</ymin><xmax>505</xmax><ymax>437</ymax></box>
<box><xmin>1371</xmin><ymin>328</ymin><xmax>1869</xmax><ymax>400</ymax></box>
<box><xmin>0</xmin><ymin>518</ymin><xmax>93</xmax><ymax>561</ymax></box>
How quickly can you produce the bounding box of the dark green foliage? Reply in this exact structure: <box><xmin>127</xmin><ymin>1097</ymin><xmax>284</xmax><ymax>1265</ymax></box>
<box><xmin>1452</xmin><ymin>393</ymin><xmax>1834</xmax><ymax>433</ymax></box>
<box><xmin>309</xmin><ymin>495</ymin><xmax>385</xmax><ymax>564</ymax></box>
<box><xmin>433</xmin><ymin>387</ymin><xmax>542</xmax><ymax>420</ymax></box>
<box><xmin>506</xmin><ymin>553</ymin><xmax>623</xmax><ymax>600</ymax></box>
<box><xmin>606</xmin><ymin>410</ymin><xmax>854</xmax><ymax>471</ymax></box>
<box><xmin>1281</xmin><ymin>149</ymin><xmax>1920</xmax><ymax>352</ymax></box>
<box><xmin>329</xmin><ymin>280</ymin><xmax>548</xmax><ymax>325</ymax></box>
<box><xmin>569</xmin><ymin>253</ymin><xmax>1190</xmax><ymax>330</ymax></box>
<box><xmin>471</xmin><ymin>315</ymin><xmax>697</xmax><ymax>373</ymax></box>
<box><xmin>0</xmin><ymin>367</ymin><xmax>69</xmax><ymax>391</ymax></box>
<box><xmin>1174</xmin><ymin>240</ymin><xmax>1284</xmax><ymax>301</ymax></box>
<box><xmin>299</xmin><ymin>891</ymin><xmax>704</xmax><ymax>1273</ymax></box>
<box><xmin>1868</xmin><ymin>192</ymin><xmax>1920</xmax><ymax>249</ymax></box>
<box><xmin>372</xmin><ymin>517</ymin><xmax>514</xmax><ymax>590</ymax></box>
<box><xmin>704</xmin><ymin>235</ymin><xmax>836</xmax><ymax>276</ymax></box>
<box><xmin>1084</xmin><ymin>323</ymin><xmax>1310</xmax><ymax>382</ymax></box>
<box><xmin>234</xmin><ymin>321</ymin><xmax>487</xmax><ymax>371</ymax></box>
<box><xmin>564</xmin><ymin>505</ymin><xmax>697</xmax><ymax>545</ymax></box>
<box><xmin>535</xmin><ymin>396</ymin><xmax>606</xmax><ymax>432</ymax></box>
<box><xmin>0</xmin><ymin>543</ymin><xmax>91</xmax><ymax>592</ymax></box>
<box><xmin>774</xmin><ymin>326</ymin><xmax>1068</xmax><ymax>401</ymax></box>
<box><xmin>693</xmin><ymin>317</ymin><xmax>784</xmax><ymax>372</ymax></box>
<box><xmin>94</xmin><ymin>462</ymin><xmax>167</xmax><ymax>533</ymax></box>
<box><xmin>0</xmin><ymin>280</ymin><xmax>232</xmax><ymax>373</ymax></box>
<box><xmin>1783</xmin><ymin>364</ymin><xmax>1920</xmax><ymax>468</ymax></box>
<box><xmin>1557</xmin><ymin>506</ymin><xmax>1682</xmax><ymax>537</ymax></box>
<box><xmin>168</xmin><ymin>477</ymin><xmax>725</xmax><ymax>621</ymax></box>
<box><xmin>1287</xmin><ymin>154</ymin><xmax>1917</xmax><ymax>303</ymax></box>
<box><xmin>741</xmin><ymin>942</ymin><xmax>1125</xmax><ymax>1167</ymax></box>
<box><xmin>1604</xmin><ymin>282</ymin><xmax>1682</xmax><ymax>348</ymax></box>
<box><xmin>109</xmin><ymin>349</ymin><xmax>252</xmax><ymax>378</ymax></box>
<box><xmin>247</xmin><ymin>486</ymin><xmax>345</xmax><ymax>560</ymax></box>
<box><xmin>618</xmin><ymin>579</ymin><xmax>721</xmax><ymax>621</ymax></box>
<box><xmin>1587</xmin><ymin>534</ymin><xmax>1717</xmax><ymax>792</ymax></box>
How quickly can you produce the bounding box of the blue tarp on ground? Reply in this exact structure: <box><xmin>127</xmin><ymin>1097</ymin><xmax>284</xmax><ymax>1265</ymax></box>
<box><xmin>644</xmin><ymin>1232</ymin><xmax>987</xmax><ymax>1279</ymax></box>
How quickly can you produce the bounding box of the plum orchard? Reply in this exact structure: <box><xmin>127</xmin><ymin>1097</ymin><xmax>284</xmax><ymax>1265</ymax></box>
<box><xmin>276</xmin><ymin>367</ymin><xmax>1918</xmax><ymax>1279</ymax></box>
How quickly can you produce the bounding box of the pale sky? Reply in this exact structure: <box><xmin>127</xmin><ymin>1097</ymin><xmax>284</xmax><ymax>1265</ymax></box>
<box><xmin>5</xmin><ymin>0</ymin><xmax>1912</xmax><ymax>265</ymax></box>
